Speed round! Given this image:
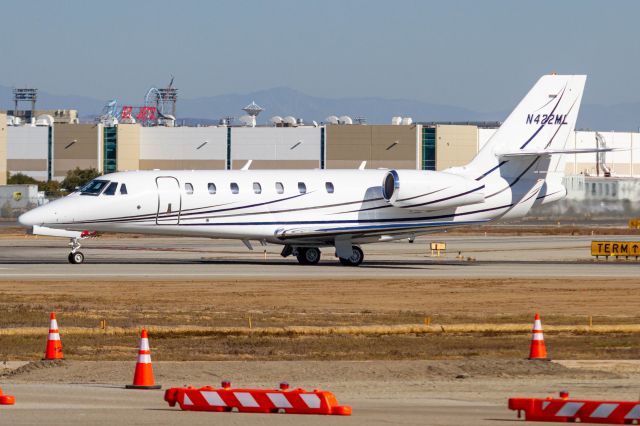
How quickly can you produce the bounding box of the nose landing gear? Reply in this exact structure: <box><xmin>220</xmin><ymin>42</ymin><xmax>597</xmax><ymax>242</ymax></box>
<box><xmin>68</xmin><ymin>237</ymin><xmax>84</xmax><ymax>264</ymax></box>
<box><xmin>67</xmin><ymin>231</ymin><xmax>96</xmax><ymax>264</ymax></box>
<box><xmin>68</xmin><ymin>251</ymin><xmax>84</xmax><ymax>264</ymax></box>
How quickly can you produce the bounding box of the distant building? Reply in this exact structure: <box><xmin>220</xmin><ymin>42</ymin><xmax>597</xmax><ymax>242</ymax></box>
<box><xmin>0</xmin><ymin>112</ymin><xmax>6</xmax><ymax>185</ymax></box>
<box><xmin>0</xmin><ymin>184</ymin><xmax>48</xmax><ymax>218</ymax></box>
<box><xmin>4</xmin><ymin>109</ymin><xmax>79</xmax><ymax>125</ymax></box>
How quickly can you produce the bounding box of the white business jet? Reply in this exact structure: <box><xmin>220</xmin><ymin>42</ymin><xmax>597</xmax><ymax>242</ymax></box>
<box><xmin>18</xmin><ymin>74</ymin><xmax>607</xmax><ymax>266</ymax></box>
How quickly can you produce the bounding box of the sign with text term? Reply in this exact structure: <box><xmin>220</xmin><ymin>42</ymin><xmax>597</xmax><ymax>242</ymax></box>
<box><xmin>591</xmin><ymin>241</ymin><xmax>640</xmax><ymax>257</ymax></box>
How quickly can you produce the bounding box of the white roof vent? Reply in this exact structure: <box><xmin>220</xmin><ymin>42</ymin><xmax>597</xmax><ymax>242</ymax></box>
<box><xmin>325</xmin><ymin>115</ymin><xmax>339</xmax><ymax>125</ymax></box>
<box><xmin>338</xmin><ymin>115</ymin><xmax>353</xmax><ymax>125</ymax></box>
<box><xmin>35</xmin><ymin>114</ymin><xmax>55</xmax><ymax>126</ymax></box>
<box><xmin>283</xmin><ymin>116</ymin><xmax>297</xmax><ymax>126</ymax></box>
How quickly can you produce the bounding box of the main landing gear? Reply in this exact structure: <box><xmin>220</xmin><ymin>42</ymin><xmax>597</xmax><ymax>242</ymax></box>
<box><xmin>338</xmin><ymin>245</ymin><xmax>364</xmax><ymax>267</ymax></box>
<box><xmin>296</xmin><ymin>247</ymin><xmax>321</xmax><ymax>265</ymax></box>
<box><xmin>282</xmin><ymin>245</ymin><xmax>364</xmax><ymax>266</ymax></box>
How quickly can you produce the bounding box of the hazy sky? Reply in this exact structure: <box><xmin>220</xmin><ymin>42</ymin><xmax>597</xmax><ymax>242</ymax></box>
<box><xmin>0</xmin><ymin>0</ymin><xmax>638</xmax><ymax>111</ymax></box>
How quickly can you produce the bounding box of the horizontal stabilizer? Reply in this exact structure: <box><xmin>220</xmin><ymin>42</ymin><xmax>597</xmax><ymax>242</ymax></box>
<box><xmin>496</xmin><ymin>147</ymin><xmax>618</xmax><ymax>158</ymax></box>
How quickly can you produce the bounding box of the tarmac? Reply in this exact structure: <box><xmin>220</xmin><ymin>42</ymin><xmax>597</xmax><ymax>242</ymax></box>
<box><xmin>0</xmin><ymin>234</ymin><xmax>638</xmax><ymax>279</ymax></box>
<box><xmin>3</xmin><ymin>360</ymin><xmax>640</xmax><ymax>426</ymax></box>
<box><xmin>1</xmin><ymin>232</ymin><xmax>640</xmax><ymax>425</ymax></box>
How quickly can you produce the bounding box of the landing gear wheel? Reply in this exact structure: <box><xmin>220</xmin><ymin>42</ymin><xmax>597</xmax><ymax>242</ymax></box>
<box><xmin>68</xmin><ymin>251</ymin><xmax>85</xmax><ymax>264</ymax></box>
<box><xmin>296</xmin><ymin>247</ymin><xmax>321</xmax><ymax>265</ymax></box>
<box><xmin>339</xmin><ymin>246</ymin><xmax>364</xmax><ymax>266</ymax></box>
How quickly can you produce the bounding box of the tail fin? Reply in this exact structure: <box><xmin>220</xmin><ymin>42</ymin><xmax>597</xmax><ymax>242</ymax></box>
<box><xmin>459</xmin><ymin>75</ymin><xmax>586</xmax><ymax>217</ymax></box>
<box><xmin>468</xmin><ymin>74</ymin><xmax>586</xmax><ymax>172</ymax></box>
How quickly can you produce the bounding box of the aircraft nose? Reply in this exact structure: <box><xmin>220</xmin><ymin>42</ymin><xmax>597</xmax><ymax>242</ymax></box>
<box><xmin>18</xmin><ymin>209</ymin><xmax>42</xmax><ymax>227</ymax></box>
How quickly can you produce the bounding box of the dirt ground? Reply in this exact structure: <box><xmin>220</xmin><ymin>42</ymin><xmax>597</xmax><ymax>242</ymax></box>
<box><xmin>1</xmin><ymin>277</ymin><xmax>640</xmax><ymax>361</ymax></box>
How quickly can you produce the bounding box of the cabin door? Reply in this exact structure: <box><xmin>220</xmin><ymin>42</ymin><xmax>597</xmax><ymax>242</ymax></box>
<box><xmin>156</xmin><ymin>177</ymin><xmax>181</xmax><ymax>225</ymax></box>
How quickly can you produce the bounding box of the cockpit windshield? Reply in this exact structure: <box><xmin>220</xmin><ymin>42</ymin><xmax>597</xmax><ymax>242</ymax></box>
<box><xmin>80</xmin><ymin>179</ymin><xmax>110</xmax><ymax>195</ymax></box>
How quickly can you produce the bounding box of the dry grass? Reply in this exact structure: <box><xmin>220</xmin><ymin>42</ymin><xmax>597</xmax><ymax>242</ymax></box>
<box><xmin>3</xmin><ymin>323</ymin><xmax>640</xmax><ymax>338</ymax></box>
<box><xmin>3</xmin><ymin>332</ymin><xmax>640</xmax><ymax>362</ymax></box>
<box><xmin>2</xmin><ymin>277</ymin><xmax>640</xmax><ymax>361</ymax></box>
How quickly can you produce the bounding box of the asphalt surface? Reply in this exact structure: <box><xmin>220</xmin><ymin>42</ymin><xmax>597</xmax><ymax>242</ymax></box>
<box><xmin>0</xmin><ymin>234</ymin><xmax>638</xmax><ymax>279</ymax></box>
<box><xmin>3</xmin><ymin>373</ymin><xmax>640</xmax><ymax>426</ymax></box>
<box><xmin>2</xmin><ymin>233</ymin><xmax>639</xmax><ymax>425</ymax></box>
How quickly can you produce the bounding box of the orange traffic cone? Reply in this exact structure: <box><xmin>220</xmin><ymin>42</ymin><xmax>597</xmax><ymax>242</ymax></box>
<box><xmin>528</xmin><ymin>313</ymin><xmax>549</xmax><ymax>360</ymax></box>
<box><xmin>0</xmin><ymin>387</ymin><xmax>16</xmax><ymax>405</ymax></box>
<box><xmin>43</xmin><ymin>312</ymin><xmax>64</xmax><ymax>360</ymax></box>
<box><xmin>126</xmin><ymin>329</ymin><xmax>161</xmax><ymax>389</ymax></box>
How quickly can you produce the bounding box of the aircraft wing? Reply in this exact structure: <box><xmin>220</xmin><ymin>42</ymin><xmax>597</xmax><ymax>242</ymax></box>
<box><xmin>274</xmin><ymin>219</ymin><xmax>489</xmax><ymax>242</ymax></box>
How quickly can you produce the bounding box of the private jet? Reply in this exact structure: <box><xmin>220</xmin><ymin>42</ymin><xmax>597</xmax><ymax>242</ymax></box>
<box><xmin>19</xmin><ymin>74</ymin><xmax>606</xmax><ymax>265</ymax></box>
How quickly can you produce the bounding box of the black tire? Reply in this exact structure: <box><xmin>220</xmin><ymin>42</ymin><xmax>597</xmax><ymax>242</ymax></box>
<box><xmin>339</xmin><ymin>246</ymin><xmax>364</xmax><ymax>266</ymax></box>
<box><xmin>303</xmin><ymin>247</ymin><xmax>321</xmax><ymax>265</ymax></box>
<box><xmin>296</xmin><ymin>248</ymin><xmax>309</xmax><ymax>265</ymax></box>
<box><xmin>69</xmin><ymin>251</ymin><xmax>84</xmax><ymax>264</ymax></box>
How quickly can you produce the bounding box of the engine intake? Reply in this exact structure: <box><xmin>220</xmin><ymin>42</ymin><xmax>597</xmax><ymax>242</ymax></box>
<box><xmin>382</xmin><ymin>170</ymin><xmax>485</xmax><ymax>211</ymax></box>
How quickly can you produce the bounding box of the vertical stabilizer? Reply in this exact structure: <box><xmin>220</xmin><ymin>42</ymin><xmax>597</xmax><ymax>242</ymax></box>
<box><xmin>468</xmin><ymin>74</ymin><xmax>586</xmax><ymax>173</ymax></box>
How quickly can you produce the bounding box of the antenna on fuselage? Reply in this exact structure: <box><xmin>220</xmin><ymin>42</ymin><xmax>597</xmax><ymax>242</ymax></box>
<box><xmin>241</xmin><ymin>160</ymin><xmax>253</xmax><ymax>170</ymax></box>
<box><xmin>358</xmin><ymin>161</ymin><xmax>367</xmax><ymax>170</ymax></box>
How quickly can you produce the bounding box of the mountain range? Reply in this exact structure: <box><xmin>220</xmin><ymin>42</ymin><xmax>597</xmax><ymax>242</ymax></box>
<box><xmin>1</xmin><ymin>84</ymin><xmax>638</xmax><ymax>131</ymax></box>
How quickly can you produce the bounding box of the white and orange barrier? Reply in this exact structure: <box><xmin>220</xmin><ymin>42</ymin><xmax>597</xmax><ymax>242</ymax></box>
<box><xmin>509</xmin><ymin>391</ymin><xmax>640</xmax><ymax>424</ymax></box>
<box><xmin>0</xmin><ymin>387</ymin><xmax>16</xmax><ymax>405</ymax></box>
<box><xmin>164</xmin><ymin>381</ymin><xmax>351</xmax><ymax>415</ymax></box>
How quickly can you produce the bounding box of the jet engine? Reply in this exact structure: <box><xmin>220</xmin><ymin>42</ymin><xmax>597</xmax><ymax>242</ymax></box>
<box><xmin>382</xmin><ymin>170</ymin><xmax>485</xmax><ymax>211</ymax></box>
<box><xmin>537</xmin><ymin>180</ymin><xmax>567</xmax><ymax>205</ymax></box>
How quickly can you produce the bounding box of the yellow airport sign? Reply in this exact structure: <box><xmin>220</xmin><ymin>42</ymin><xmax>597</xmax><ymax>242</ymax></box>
<box><xmin>629</xmin><ymin>218</ymin><xmax>640</xmax><ymax>229</ymax></box>
<box><xmin>591</xmin><ymin>241</ymin><xmax>640</xmax><ymax>257</ymax></box>
<box><xmin>430</xmin><ymin>242</ymin><xmax>446</xmax><ymax>251</ymax></box>
<box><xmin>430</xmin><ymin>242</ymin><xmax>446</xmax><ymax>257</ymax></box>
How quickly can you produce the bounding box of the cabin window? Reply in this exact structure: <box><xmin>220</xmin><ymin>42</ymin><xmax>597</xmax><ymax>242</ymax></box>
<box><xmin>275</xmin><ymin>182</ymin><xmax>284</xmax><ymax>194</ymax></box>
<box><xmin>208</xmin><ymin>183</ymin><xmax>216</xmax><ymax>194</ymax></box>
<box><xmin>325</xmin><ymin>182</ymin><xmax>334</xmax><ymax>193</ymax></box>
<box><xmin>253</xmin><ymin>182</ymin><xmax>262</xmax><ymax>194</ymax></box>
<box><xmin>120</xmin><ymin>184</ymin><xmax>128</xmax><ymax>195</ymax></box>
<box><xmin>185</xmin><ymin>183</ymin><xmax>194</xmax><ymax>195</ymax></box>
<box><xmin>230</xmin><ymin>182</ymin><xmax>239</xmax><ymax>194</ymax></box>
<box><xmin>103</xmin><ymin>182</ymin><xmax>118</xmax><ymax>196</ymax></box>
<box><xmin>298</xmin><ymin>182</ymin><xmax>307</xmax><ymax>194</ymax></box>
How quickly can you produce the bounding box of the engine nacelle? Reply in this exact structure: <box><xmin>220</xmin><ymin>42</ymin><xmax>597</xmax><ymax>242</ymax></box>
<box><xmin>382</xmin><ymin>170</ymin><xmax>485</xmax><ymax>211</ymax></box>
<box><xmin>537</xmin><ymin>181</ymin><xmax>567</xmax><ymax>205</ymax></box>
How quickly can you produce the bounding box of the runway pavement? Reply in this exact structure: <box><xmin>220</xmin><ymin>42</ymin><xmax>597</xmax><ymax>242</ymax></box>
<box><xmin>0</xmin><ymin>234</ymin><xmax>638</xmax><ymax>279</ymax></box>
<box><xmin>3</xmin><ymin>373</ymin><xmax>640</xmax><ymax>426</ymax></box>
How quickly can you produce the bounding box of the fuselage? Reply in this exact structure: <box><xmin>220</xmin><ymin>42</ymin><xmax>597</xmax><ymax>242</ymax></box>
<box><xmin>19</xmin><ymin>168</ymin><xmax>519</xmax><ymax>245</ymax></box>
